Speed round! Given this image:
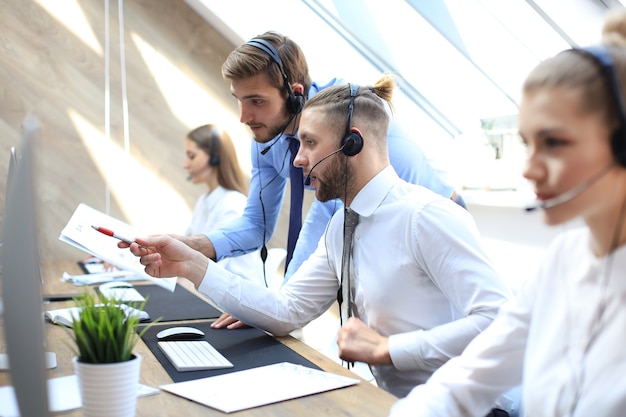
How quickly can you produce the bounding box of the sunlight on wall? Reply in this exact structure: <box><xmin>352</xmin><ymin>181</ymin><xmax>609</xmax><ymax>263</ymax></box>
<box><xmin>34</xmin><ymin>0</ymin><xmax>103</xmax><ymax>55</ymax></box>
<box><xmin>130</xmin><ymin>32</ymin><xmax>252</xmax><ymax>173</ymax></box>
<box><xmin>67</xmin><ymin>108</ymin><xmax>191</xmax><ymax>234</ymax></box>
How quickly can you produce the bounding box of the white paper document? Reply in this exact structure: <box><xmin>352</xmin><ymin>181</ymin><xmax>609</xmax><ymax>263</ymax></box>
<box><xmin>61</xmin><ymin>270</ymin><xmax>145</xmax><ymax>286</ymax></box>
<box><xmin>159</xmin><ymin>362</ymin><xmax>360</xmax><ymax>413</ymax></box>
<box><xmin>45</xmin><ymin>303</ymin><xmax>150</xmax><ymax>328</ymax></box>
<box><xmin>59</xmin><ymin>203</ymin><xmax>176</xmax><ymax>291</ymax></box>
<box><xmin>0</xmin><ymin>374</ymin><xmax>159</xmax><ymax>416</ymax></box>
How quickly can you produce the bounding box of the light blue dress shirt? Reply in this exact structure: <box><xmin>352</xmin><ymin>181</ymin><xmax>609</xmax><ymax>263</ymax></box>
<box><xmin>206</xmin><ymin>78</ymin><xmax>455</xmax><ymax>279</ymax></box>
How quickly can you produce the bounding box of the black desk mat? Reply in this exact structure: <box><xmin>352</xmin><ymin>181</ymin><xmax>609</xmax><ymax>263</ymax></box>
<box><xmin>134</xmin><ymin>284</ymin><xmax>222</xmax><ymax>322</ymax></box>
<box><xmin>139</xmin><ymin>322</ymin><xmax>320</xmax><ymax>383</ymax></box>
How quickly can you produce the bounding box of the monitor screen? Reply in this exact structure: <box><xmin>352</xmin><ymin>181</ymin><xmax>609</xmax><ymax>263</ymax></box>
<box><xmin>0</xmin><ymin>146</ymin><xmax>18</xmax><ymax>317</ymax></box>
<box><xmin>0</xmin><ymin>117</ymin><xmax>50</xmax><ymax>416</ymax></box>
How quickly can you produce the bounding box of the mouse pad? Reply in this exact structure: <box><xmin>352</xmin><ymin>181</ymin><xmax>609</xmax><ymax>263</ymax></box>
<box><xmin>139</xmin><ymin>322</ymin><xmax>321</xmax><ymax>383</ymax></box>
<box><xmin>132</xmin><ymin>284</ymin><xmax>222</xmax><ymax>322</ymax></box>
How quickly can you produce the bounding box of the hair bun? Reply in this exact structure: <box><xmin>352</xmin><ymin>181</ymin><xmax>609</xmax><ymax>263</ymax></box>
<box><xmin>602</xmin><ymin>9</ymin><xmax>626</xmax><ymax>47</ymax></box>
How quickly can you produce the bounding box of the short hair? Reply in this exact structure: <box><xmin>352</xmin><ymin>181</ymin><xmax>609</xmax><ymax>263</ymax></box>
<box><xmin>222</xmin><ymin>31</ymin><xmax>312</xmax><ymax>97</ymax></box>
<box><xmin>303</xmin><ymin>75</ymin><xmax>396</xmax><ymax>149</ymax></box>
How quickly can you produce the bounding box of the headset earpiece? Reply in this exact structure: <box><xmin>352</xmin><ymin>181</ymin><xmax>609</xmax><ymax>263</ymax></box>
<box><xmin>208</xmin><ymin>129</ymin><xmax>221</xmax><ymax>166</ymax></box>
<box><xmin>578</xmin><ymin>46</ymin><xmax>626</xmax><ymax>168</ymax></box>
<box><xmin>611</xmin><ymin>125</ymin><xmax>626</xmax><ymax>168</ymax></box>
<box><xmin>286</xmin><ymin>90</ymin><xmax>305</xmax><ymax>115</ymax></box>
<box><xmin>209</xmin><ymin>153</ymin><xmax>220</xmax><ymax>167</ymax></box>
<box><xmin>246</xmin><ymin>38</ymin><xmax>304</xmax><ymax>115</ymax></box>
<box><xmin>341</xmin><ymin>83</ymin><xmax>364</xmax><ymax>157</ymax></box>
<box><xmin>342</xmin><ymin>130</ymin><xmax>363</xmax><ymax>157</ymax></box>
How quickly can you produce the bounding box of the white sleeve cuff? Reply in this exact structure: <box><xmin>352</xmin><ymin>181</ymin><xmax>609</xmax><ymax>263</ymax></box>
<box><xmin>388</xmin><ymin>330</ymin><xmax>424</xmax><ymax>371</ymax></box>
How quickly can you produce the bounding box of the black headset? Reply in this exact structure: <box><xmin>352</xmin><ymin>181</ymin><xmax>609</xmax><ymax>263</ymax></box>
<box><xmin>208</xmin><ymin>129</ymin><xmax>220</xmax><ymax>166</ymax></box>
<box><xmin>341</xmin><ymin>83</ymin><xmax>364</xmax><ymax>157</ymax></box>
<box><xmin>577</xmin><ymin>46</ymin><xmax>626</xmax><ymax>167</ymax></box>
<box><xmin>246</xmin><ymin>38</ymin><xmax>305</xmax><ymax>115</ymax></box>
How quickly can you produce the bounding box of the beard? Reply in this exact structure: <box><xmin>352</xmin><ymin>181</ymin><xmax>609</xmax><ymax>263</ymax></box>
<box><xmin>254</xmin><ymin>107</ymin><xmax>293</xmax><ymax>143</ymax></box>
<box><xmin>315</xmin><ymin>155</ymin><xmax>355</xmax><ymax>203</ymax></box>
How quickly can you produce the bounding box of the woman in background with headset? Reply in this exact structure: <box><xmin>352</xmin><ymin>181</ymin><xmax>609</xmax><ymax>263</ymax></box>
<box><xmin>389</xmin><ymin>9</ymin><xmax>626</xmax><ymax>417</ymax></box>
<box><xmin>183</xmin><ymin>124</ymin><xmax>269</xmax><ymax>284</ymax></box>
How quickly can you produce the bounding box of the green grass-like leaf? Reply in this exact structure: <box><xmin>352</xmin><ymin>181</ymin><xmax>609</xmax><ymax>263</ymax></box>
<box><xmin>68</xmin><ymin>291</ymin><xmax>155</xmax><ymax>364</ymax></box>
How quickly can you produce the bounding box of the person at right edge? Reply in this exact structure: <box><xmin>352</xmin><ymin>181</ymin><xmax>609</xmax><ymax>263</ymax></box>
<box><xmin>127</xmin><ymin>76</ymin><xmax>513</xmax><ymax>417</ymax></box>
<box><xmin>388</xmin><ymin>8</ymin><xmax>626</xmax><ymax>417</ymax></box>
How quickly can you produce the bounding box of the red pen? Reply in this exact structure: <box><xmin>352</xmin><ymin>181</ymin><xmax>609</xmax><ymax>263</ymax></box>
<box><xmin>91</xmin><ymin>225</ymin><xmax>137</xmax><ymax>246</ymax></box>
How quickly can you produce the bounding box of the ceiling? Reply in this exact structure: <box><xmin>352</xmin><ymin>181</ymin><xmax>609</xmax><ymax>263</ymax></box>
<box><xmin>186</xmin><ymin>0</ymin><xmax>623</xmax><ymax>189</ymax></box>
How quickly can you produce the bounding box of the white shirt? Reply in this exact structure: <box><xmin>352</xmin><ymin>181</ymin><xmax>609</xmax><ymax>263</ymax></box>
<box><xmin>390</xmin><ymin>226</ymin><xmax>626</xmax><ymax>417</ymax></box>
<box><xmin>199</xmin><ymin>167</ymin><xmax>511</xmax><ymax>398</ymax></box>
<box><xmin>186</xmin><ymin>186</ymin><xmax>265</xmax><ymax>283</ymax></box>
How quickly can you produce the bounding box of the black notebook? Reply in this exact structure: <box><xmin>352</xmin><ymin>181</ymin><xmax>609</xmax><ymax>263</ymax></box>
<box><xmin>133</xmin><ymin>284</ymin><xmax>222</xmax><ymax>322</ymax></box>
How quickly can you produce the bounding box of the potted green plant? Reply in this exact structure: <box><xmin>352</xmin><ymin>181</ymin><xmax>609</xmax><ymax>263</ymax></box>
<box><xmin>68</xmin><ymin>291</ymin><xmax>151</xmax><ymax>417</ymax></box>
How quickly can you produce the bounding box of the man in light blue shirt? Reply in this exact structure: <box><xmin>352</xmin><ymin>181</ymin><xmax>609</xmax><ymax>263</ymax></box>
<box><xmin>174</xmin><ymin>31</ymin><xmax>463</xmax><ymax>281</ymax></box>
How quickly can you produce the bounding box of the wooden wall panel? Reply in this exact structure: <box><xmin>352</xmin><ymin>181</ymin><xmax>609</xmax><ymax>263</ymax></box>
<box><xmin>0</xmin><ymin>0</ymin><xmax>299</xmax><ymax>265</ymax></box>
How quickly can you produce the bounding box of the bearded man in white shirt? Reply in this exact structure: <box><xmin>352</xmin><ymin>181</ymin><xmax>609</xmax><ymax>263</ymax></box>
<box><xmin>128</xmin><ymin>75</ymin><xmax>513</xmax><ymax>416</ymax></box>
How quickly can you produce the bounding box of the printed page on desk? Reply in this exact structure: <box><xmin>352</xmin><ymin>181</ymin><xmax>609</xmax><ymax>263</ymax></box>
<box><xmin>45</xmin><ymin>304</ymin><xmax>150</xmax><ymax>328</ymax></box>
<box><xmin>160</xmin><ymin>362</ymin><xmax>360</xmax><ymax>413</ymax></box>
<box><xmin>59</xmin><ymin>203</ymin><xmax>176</xmax><ymax>292</ymax></box>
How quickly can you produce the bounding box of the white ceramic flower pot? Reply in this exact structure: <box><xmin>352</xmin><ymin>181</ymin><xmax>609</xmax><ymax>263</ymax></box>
<box><xmin>73</xmin><ymin>354</ymin><xmax>142</xmax><ymax>417</ymax></box>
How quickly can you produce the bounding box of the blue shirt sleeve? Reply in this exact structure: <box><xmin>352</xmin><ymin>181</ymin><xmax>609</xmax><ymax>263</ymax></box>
<box><xmin>209</xmin><ymin>79</ymin><xmax>343</xmax><ymax>264</ymax></box>
<box><xmin>285</xmin><ymin>197</ymin><xmax>337</xmax><ymax>277</ymax></box>
<box><xmin>387</xmin><ymin>119</ymin><xmax>455</xmax><ymax>197</ymax></box>
<box><xmin>206</xmin><ymin>139</ymin><xmax>290</xmax><ymax>260</ymax></box>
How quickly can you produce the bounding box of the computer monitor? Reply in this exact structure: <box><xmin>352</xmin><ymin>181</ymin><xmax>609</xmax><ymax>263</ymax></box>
<box><xmin>0</xmin><ymin>147</ymin><xmax>18</xmax><ymax>320</ymax></box>
<box><xmin>8</xmin><ymin>145</ymin><xmax>18</xmax><ymax>178</ymax></box>
<box><xmin>0</xmin><ymin>146</ymin><xmax>17</xmax><ymax>316</ymax></box>
<box><xmin>0</xmin><ymin>117</ymin><xmax>50</xmax><ymax>416</ymax></box>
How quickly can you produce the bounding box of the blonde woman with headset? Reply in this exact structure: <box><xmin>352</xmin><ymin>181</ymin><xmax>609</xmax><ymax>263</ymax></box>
<box><xmin>181</xmin><ymin>124</ymin><xmax>280</xmax><ymax>285</ymax></box>
<box><xmin>389</xmin><ymin>9</ymin><xmax>626</xmax><ymax>417</ymax></box>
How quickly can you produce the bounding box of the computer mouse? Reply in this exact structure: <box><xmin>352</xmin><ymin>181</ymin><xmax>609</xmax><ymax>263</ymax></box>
<box><xmin>156</xmin><ymin>326</ymin><xmax>205</xmax><ymax>341</ymax></box>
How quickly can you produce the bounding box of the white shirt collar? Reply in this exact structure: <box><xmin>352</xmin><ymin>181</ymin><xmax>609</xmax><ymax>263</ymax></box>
<box><xmin>349</xmin><ymin>166</ymin><xmax>398</xmax><ymax>218</ymax></box>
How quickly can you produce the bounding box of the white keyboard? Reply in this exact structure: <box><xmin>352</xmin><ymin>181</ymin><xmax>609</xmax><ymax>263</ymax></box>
<box><xmin>158</xmin><ymin>341</ymin><xmax>233</xmax><ymax>372</ymax></box>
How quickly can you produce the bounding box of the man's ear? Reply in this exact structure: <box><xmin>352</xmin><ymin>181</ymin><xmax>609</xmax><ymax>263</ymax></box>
<box><xmin>291</xmin><ymin>83</ymin><xmax>304</xmax><ymax>97</ymax></box>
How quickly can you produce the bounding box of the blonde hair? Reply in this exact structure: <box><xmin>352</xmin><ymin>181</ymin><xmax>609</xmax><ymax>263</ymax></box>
<box><xmin>523</xmin><ymin>13</ymin><xmax>626</xmax><ymax>132</ymax></box>
<box><xmin>602</xmin><ymin>9</ymin><xmax>626</xmax><ymax>47</ymax></box>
